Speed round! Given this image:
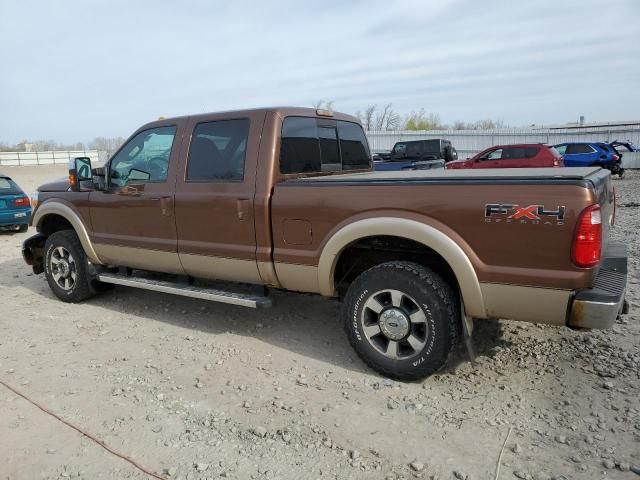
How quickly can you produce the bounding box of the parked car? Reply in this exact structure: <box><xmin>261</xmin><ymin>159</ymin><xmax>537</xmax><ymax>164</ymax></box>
<box><xmin>446</xmin><ymin>144</ymin><xmax>563</xmax><ymax>169</ymax></box>
<box><xmin>373</xmin><ymin>139</ymin><xmax>456</xmax><ymax>171</ymax></box>
<box><xmin>554</xmin><ymin>142</ymin><xmax>624</xmax><ymax>178</ymax></box>
<box><xmin>22</xmin><ymin>107</ymin><xmax>628</xmax><ymax>380</ymax></box>
<box><xmin>0</xmin><ymin>173</ymin><xmax>32</xmax><ymax>232</ymax></box>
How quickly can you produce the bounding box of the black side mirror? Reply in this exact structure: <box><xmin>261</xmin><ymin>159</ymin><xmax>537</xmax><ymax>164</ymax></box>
<box><xmin>69</xmin><ymin>157</ymin><xmax>92</xmax><ymax>191</ymax></box>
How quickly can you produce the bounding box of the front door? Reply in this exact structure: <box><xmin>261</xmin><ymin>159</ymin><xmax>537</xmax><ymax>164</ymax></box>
<box><xmin>173</xmin><ymin>111</ymin><xmax>265</xmax><ymax>283</ymax></box>
<box><xmin>89</xmin><ymin>122</ymin><xmax>185</xmax><ymax>274</ymax></box>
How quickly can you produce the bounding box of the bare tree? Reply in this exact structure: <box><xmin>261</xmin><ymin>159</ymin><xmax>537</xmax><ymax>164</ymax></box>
<box><xmin>362</xmin><ymin>105</ymin><xmax>376</xmax><ymax>131</ymax></box>
<box><xmin>312</xmin><ymin>100</ymin><xmax>334</xmax><ymax>111</ymax></box>
<box><xmin>89</xmin><ymin>137</ymin><xmax>125</xmax><ymax>155</ymax></box>
<box><xmin>373</xmin><ymin>103</ymin><xmax>400</xmax><ymax>131</ymax></box>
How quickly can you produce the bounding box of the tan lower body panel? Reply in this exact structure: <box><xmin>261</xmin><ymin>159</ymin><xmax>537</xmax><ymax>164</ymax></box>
<box><xmin>95</xmin><ymin>244</ymin><xmax>265</xmax><ymax>284</ymax></box>
<box><xmin>274</xmin><ymin>262</ymin><xmax>320</xmax><ymax>294</ymax></box>
<box><xmin>179</xmin><ymin>253</ymin><xmax>263</xmax><ymax>284</ymax></box>
<box><xmin>480</xmin><ymin>283</ymin><xmax>571</xmax><ymax>326</ymax></box>
<box><xmin>95</xmin><ymin>244</ymin><xmax>185</xmax><ymax>274</ymax></box>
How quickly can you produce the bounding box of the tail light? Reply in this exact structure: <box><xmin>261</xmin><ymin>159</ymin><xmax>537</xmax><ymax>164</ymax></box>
<box><xmin>571</xmin><ymin>205</ymin><xmax>602</xmax><ymax>268</ymax></box>
<box><xmin>612</xmin><ymin>154</ymin><xmax>619</xmax><ymax>162</ymax></box>
<box><xmin>553</xmin><ymin>159</ymin><xmax>559</xmax><ymax>166</ymax></box>
<box><xmin>13</xmin><ymin>197</ymin><xmax>30</xmax><ymax>208</ymax></box>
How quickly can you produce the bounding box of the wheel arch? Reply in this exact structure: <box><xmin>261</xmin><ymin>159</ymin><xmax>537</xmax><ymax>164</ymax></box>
<box><xmin>33</xmin><ymin>201</ymin><xmax>102</xmax><ymax>264</ymax></box>
<box><xmin>317</xmin><ymin>217</ymin><xmax>486</xmax><ymax>317</ymax></box>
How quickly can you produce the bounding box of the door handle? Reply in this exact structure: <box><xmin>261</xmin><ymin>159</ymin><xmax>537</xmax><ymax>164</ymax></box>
<box><xmin>151</xmin><ymin>196</ymin><xmax>173</xmax><ymax>216</ymax></box>
<box><xmin>237</xmin><ymin>198</ymin><xmax>250</xmax><ymax>220</ymax></box>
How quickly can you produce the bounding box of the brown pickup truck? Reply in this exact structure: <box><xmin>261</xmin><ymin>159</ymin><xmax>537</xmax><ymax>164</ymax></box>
<box><xmin>22</xmin><ymin>107</ymin><xmax>629</xmax><ymax>380</ymax></box>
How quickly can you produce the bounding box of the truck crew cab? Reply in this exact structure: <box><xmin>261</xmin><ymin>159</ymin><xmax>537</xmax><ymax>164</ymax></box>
<box><xmin>22</xmin><ymin>107</ymin><xmax>629</xmax><ymax>380</ymax></box>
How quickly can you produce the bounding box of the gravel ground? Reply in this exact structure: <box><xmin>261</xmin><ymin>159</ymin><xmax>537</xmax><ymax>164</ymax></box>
<box><xmin>0</xmin><ymin>165</ymin><xmax>638</xmax><ymax>480</ymax></box>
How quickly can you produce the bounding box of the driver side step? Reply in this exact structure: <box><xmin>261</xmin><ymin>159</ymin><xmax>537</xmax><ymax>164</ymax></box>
<box><xmin>95</xmin><ymin>272</ymin><xmax>272</xmax><ymax>309</ymax></box>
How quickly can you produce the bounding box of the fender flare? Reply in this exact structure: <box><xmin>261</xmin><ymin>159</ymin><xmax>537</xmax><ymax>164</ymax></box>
<box><xmin>32</xmin><ymin>201</ymin><xmax>102</xmax><ymax>265</ymax></box>
<box><xmin>317</xmin><ymin>217</ymin><xmax>486</xmax><ymax>318</ymax></box>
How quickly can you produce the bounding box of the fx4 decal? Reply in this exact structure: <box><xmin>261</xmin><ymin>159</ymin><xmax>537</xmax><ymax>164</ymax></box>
<box><xmin>485</xmin><ymin>204</ymin><xmax>565</xmax><ymax>225</ymax></box>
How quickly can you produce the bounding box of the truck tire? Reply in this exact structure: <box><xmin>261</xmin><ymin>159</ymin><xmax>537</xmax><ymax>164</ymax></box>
<box><xmin>342</xmin><ymin>261</ymin><xmax>459</xmax><ymax>380</ymax></box>
<box><xmin>44</xmin><ymin>230</ymin><xmax>96</xmax><ymax>303</ymax></box>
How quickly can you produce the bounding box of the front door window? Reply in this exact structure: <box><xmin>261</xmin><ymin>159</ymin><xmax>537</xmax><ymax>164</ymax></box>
<box><xmin>109</xmin><ymin>126</ymin><xmax>177</xmax><ymax>187</ymax></box>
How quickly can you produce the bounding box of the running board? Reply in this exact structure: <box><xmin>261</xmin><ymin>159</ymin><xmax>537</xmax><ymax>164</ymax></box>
<box><xmin>96</xmin><ymin>273</ymin><xmax>272</xmax><ymax>309</ymax></box>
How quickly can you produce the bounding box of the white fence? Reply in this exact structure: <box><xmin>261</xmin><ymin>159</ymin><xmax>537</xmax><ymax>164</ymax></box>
<box><xmin>2</xmin><ymin>124</ymin><xmax>639</xmax><ymax>168</ymax></box>
<box><xmin>0</xmin><ymin>150</ymin><xmax>102</xmax><ymax>167</ymax></box>
<box><xmin>366</xmin><ymin>125</ymin><xmax>640</xmax><ymax>166</ymax></box>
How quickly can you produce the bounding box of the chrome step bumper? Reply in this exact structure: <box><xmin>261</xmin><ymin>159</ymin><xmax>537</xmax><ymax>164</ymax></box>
<box><xmin>568</xmin><ymin>242</ymin><xmax>628</xmax><ymax>329</ymax></box>
<box><xmin>96</xmin><ymin>273</ymin><xmax>272</xmax><ymax>309</ymax></box>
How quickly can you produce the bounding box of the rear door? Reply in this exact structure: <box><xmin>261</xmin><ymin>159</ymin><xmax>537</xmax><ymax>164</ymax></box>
<box><xmin>173</xmin><ymin>111</ymin><xmax>266</xmax><ymax>283</ymax></box>
<box><xmin>499</xmin><ymin>146</ymin><xmax>530</xmax><ymax>168</ymax></box>
<box><xmin>89</xmin><ymin>122</ymin><xmax>185</xmax><ymax>273</ymax></box>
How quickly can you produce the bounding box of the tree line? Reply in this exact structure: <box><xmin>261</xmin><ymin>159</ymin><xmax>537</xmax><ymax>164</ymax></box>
<box><xmin>0</xmin><ymin>137</ymin><xmax>125</xmax><ymax>154</ymax></box>
<box><xmin>1</xmin><ymin>103</ymin><xmax>506</xmax><ymax>152</ymax></box>
<box><xmin>314</xmin><ymin>100</ymin><xmax>506</xmax><ymax>131</ymax></box>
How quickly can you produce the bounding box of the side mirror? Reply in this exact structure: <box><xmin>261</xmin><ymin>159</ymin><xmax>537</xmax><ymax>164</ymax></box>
<box><xmin>69</xmin><ymin>157</ymin><xmax>92</xmax><ymax>191</ymax></box>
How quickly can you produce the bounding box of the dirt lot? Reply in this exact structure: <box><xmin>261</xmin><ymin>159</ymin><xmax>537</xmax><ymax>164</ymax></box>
<box><xmin>0</xmin><ymin>165</ymin><xmax>638</xmax><ymax>480</ymax></box>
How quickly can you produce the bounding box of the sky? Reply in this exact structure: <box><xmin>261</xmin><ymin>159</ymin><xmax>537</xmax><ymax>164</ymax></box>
<box><xmin>1</xmin><ymin>0</ymin><xmax>639</xmax><ymax>143</ymax></box>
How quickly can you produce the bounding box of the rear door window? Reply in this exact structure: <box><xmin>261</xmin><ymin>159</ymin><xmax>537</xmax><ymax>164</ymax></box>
<box><xmin>187</xmin><ymin>119</ymin><xmax>250</xmax><ymax>181</ymax></box>
<box><xmin>566</xmin><ymin>144</ymin><xmax>595</xmax><ymax>154</ymax></box>
<box><xmin>280</xmin><ymin>117</ymin><xmax>371</xmax><ymax>174</ymax></box>
<box><xmin>555</xmin><ymin>144</ymin><xmax>567</xmax><ymax>155</ymax></box>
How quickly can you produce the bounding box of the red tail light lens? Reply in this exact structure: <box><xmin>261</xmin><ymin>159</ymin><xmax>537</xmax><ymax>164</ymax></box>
<box><xmin>572</xmin><ymin>205</ymin><xmax>602</xmax><ymax>268</ymax></box>
<box><xmin>13</xmin><ymin>197</ymin><xmax>30</xmax><ymax>208</ymax></box>
<box><xmin>612</xmin><ymin>154</ymin><xmax>619</xmax><ymax>162</ymax></box>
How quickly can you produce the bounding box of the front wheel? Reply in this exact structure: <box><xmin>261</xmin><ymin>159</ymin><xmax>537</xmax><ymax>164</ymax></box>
<box><xmin>342</xmin><ymin>261</ymin><xmax>459</xmax><ymax>380</ymax></box>
<box><xmin>44</xmin><ymin>230</ymin><xmax>96</xmax><ymax>303</ymax></box>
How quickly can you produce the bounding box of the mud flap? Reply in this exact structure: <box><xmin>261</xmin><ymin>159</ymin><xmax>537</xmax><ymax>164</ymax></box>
<box><xmin>461</xmin><ymin>300</ymin><xmax>476</xmax><ymax>367</ymax></box>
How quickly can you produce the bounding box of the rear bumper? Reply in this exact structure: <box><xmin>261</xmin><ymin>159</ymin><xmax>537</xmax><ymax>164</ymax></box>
<box><xmin>0</xmin><ymin>208</ymin><xmax>31</xmax><ymax>226</ymax></box>
<box><xmin>568</xmin><ymin>243</ymin><xmax>628</xmax><ymax>329</ymax></box>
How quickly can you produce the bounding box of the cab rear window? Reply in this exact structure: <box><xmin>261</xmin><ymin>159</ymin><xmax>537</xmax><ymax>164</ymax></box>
<box><xmin>280</xmin><ymin>117</ymin><xmax>371</xmax><ymax>174</ymax></box>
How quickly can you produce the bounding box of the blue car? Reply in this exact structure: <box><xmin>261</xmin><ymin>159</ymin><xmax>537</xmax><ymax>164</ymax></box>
<box><xmin>554</xmin><ymin>142</ymin><xmax>625</xmax><ymax>177</ymax></box>
<box><xmin>0</xmin><ymin>173</ymin><xmax>32</xmax><ymax>232</ymax></box>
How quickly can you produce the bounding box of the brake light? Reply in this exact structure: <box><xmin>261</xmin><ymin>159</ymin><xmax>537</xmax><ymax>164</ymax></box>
<box><xmin>612</xmin><ymin>154</ymin><xmax>619</xmax><ymax>162</ymax></box>
<box><xmin>13</xmin><ymin>197</ymin><xmax>30</xmax><ymax>208</ymax></box>
<box><xmin>553</xmin><ymin>159</ymin><xmax>559</xmax><ymax>166</ymax></box>
<box><xmin>571</xmin><ymin>205</ymin><xmax>602</xmax><ymax>268</ymax></box>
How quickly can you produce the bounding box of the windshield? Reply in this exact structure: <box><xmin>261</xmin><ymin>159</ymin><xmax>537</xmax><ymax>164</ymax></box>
<box><xmin>392</xmin><ymin>143</ymin><xmax>407</xmax><ymax>155</ymax></box>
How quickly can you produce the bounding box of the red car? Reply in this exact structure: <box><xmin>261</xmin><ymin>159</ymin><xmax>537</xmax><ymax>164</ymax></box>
<box><xmin>446</xmin><ymin>144</ymin><xmax>564</xmax><ymax>169</ymax></box>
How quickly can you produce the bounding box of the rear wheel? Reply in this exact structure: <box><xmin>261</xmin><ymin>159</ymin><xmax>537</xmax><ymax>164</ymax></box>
<box><xmin>44</xmin><ymin>230</ymin><xmax>96</xmax><ymax>303</ymax></box>
<box><xmin>342</xmin><ymin>261</ymin><xmax>459</xmax><ymax>380</ymax></box>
